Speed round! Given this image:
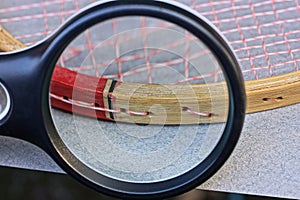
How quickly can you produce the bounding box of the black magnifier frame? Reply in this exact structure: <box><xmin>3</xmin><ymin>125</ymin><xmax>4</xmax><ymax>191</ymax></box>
<box><xmin>0</xmin><ymin>0</ymin><xmax>246</xmax><ymax>199</ymax></box>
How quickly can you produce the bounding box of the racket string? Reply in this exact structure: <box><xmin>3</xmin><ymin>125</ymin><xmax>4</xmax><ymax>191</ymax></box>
<box><xmin>50</xmin><ymin>93</ymin><xmax>214</xmax><ymax>118</ymax></box>
<box><xmin>182</xmin><ymin>107</ymin><xmax>216</xmax><ymax>117</ymax></box>
<box><xmin>262</xmin><ymin>96</ymin><xmax>284</xmax><ymax>102</ymax></box>
<box><xmin>50</xmin><ymin>93</ymin><xmax>149</xmax><ymax>116</ymax></box>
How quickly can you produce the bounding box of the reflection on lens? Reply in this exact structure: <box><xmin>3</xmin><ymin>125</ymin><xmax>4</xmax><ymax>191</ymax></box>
<box><xmin>49</xmin><ymin>16</ymin><xmax>228</xmax><ymax>183</ymax></box>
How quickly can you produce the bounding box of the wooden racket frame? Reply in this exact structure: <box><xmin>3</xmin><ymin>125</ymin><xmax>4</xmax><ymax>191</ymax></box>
<box><xmin>1</xmin><ymin>25</ymin><xmax>300</xmax><ymax>124</ymax></box>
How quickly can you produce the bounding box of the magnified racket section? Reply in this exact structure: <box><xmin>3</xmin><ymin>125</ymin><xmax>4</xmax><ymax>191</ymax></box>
<box><xmin>50</xmin><ymin>16</ymin><xmax>229</xmax><ymax>183</ymax></box>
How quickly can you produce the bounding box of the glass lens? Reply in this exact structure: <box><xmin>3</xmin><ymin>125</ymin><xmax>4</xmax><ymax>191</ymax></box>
<box><xmin>49</xmin><ymin>16</ymin><xmax>229</xmax><ymax>183</ymax></box>
<box><xmin>0</xmin><ymin>82</ymin><xmax>10</xmax><ymax>121</ymax></box>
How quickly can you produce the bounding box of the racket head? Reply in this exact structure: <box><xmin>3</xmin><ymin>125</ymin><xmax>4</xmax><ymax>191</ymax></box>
<box><xmin>0</xmin><ymin>0</ymin><xmax>245</xmax><ymax>199</ymax></box>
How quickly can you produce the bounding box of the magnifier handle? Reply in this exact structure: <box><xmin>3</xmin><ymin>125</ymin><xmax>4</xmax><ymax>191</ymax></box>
<box><xmin>0</xmin><ymin>44</ymin><xmax>50</xmax><ymax>147</ymax></box>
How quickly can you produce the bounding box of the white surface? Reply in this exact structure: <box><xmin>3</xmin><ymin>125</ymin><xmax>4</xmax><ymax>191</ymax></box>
<box><xmin>0</xmin><ymin>104</ymin><xmax>299</xmax><ymax>199</ymax></box>
<box><xmin>199</xmin><ymin>104</ymin><xmax>300</xmax><ymax>199</ymax></box>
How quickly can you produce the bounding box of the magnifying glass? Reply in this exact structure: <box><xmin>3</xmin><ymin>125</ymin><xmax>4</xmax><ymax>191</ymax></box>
<box><xmin>0</xmin><ymin>0</ymin><xmax>246</xmax><ymax>199</ymax></box>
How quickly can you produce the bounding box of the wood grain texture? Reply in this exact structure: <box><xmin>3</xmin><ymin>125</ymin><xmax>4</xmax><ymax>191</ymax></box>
<box><xmin>246</xmin><ymin>71</ymin><xmax>300</xmax><ymax>113</ymax></box>
<box><xmin>1</xmin><ymin>25</ymin><xmax>299</xmax><ymax>124</ymax></box>
<box><xmin>106</xmin><ymin>80</ymin><xmax>228</xmax><ymax>124</ymax></box>
<box><xmin>0</xmin><ymin>25</ymin><xmax>26</xmax><ymax>52</ymax></box>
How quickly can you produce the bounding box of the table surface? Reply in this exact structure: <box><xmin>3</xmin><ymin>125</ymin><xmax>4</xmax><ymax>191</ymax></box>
<box><xmin>0</xmin><ymin>103</ymin><xmax>299</xmax><ymax>199</ymax></box>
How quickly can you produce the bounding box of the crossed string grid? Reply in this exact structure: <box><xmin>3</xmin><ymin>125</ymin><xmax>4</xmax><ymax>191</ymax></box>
<box><xmin>1</xmin><ymin>0</ymin><xmax>300</xmax><ymax>82</ymax></box>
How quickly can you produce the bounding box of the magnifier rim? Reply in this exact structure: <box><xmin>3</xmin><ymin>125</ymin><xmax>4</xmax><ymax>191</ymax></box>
<box><xmin>0</xmin><ymin>81</ymin><xmax>11</xmax><ymax>122</ymax></box>
<box><xmin>41</xmin><ymin>0</ymin><xmax>246</xmax><ymax>199</ymax></box>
